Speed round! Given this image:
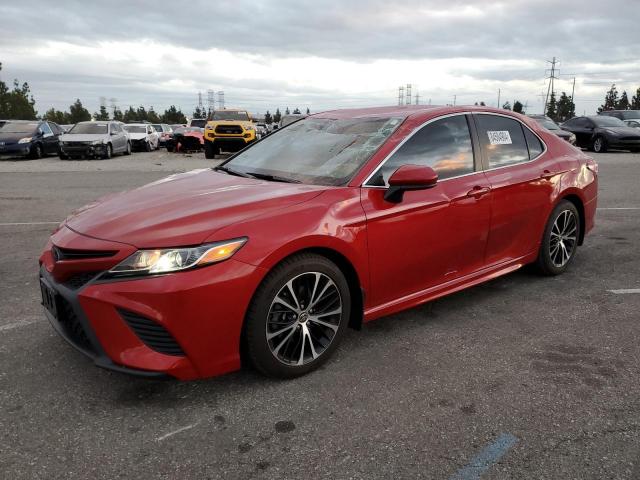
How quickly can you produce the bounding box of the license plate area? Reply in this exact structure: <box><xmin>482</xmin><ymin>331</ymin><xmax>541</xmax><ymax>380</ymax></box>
<box><xmin>40</xmin><ymin>278</ymin><xmax>58</xmax><ymax>320</ymax></box>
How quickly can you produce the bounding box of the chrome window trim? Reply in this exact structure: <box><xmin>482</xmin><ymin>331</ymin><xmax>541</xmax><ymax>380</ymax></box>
<box><xmin>361</xmin><ymin>111</ymin><xmax>548</xmax><ymax>188</ymax></box>
<box><xmin>362</xmin><ymin>112</ymin><xmax>475</xmax><ymax>187</ymax></box>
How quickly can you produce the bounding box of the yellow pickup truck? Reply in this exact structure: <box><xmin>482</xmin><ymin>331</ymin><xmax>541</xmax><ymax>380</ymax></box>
<box><xmin>203</xmin><ymin>109</ymin><xmax>257</xmax><ymax>158</ymax></box>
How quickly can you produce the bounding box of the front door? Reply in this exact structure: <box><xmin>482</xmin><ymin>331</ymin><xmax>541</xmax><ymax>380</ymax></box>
<box><xmin>361</xmin><ymin>113</ymin><xmax>492</xmax><ymax>308</ymax></box>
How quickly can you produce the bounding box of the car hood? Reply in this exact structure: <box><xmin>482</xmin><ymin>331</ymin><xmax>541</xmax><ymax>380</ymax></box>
<box><xmin>597</xmin><ymin>126</ymin><xmax>640</xmax><ymax>135</ymax></box>
<box><xmin>553</xmin><ymin>129</ymin><xmax>572</xmax><ymax>138</ymax></box>
<box><xmin>64</xmin><ymin>168</ymin><xmax>326</xmax><ymax>248</ymax></box>
<box><xmin>60</xmin><ymin>134</ymin><xmax>109</xmax><ymax>142</ymax></box>
<box><xmin>0</xmin><ymin>132</ymin><xmax>35</xmax><ymax>143</ymax></box>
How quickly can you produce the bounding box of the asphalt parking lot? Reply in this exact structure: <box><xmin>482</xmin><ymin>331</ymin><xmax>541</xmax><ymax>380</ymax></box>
<box><xmin>1</xmin><ymin>150</ymin><xmax>639</xmax><ymax>479</ymax></box>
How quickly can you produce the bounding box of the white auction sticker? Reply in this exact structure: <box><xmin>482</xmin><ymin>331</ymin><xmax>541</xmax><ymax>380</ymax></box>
<box><xmin>487</xmin><ymin>130</ymin><xmax>512</xmax><ymax>145</ymax></box>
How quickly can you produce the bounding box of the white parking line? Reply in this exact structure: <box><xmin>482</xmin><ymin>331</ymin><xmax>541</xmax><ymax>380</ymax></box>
<box><xmin>598</xmin><ymin>207</ymin><xmax>640</xmax><ymax>211</ymax></box>
<box><xmin>608</xmin><ymin>289</ymin><xmax>640</xmax><ymax>294</ymax></box>
<box><xmin>0</xmin><ymin>222</ymin><xmax>59</xmax><ymax>226</ymax></box>
<box><xmin>156</xmin><ymin>423</ymin><xmax>199</xmax><ymax>442</ymax></box>
<box><xmin>0</xmin><ymin>319</ymin><xmax>39</xmax><ymax>332</ymax></box>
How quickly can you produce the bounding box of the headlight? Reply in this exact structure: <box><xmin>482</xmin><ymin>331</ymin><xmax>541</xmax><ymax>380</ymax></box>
<box><xmin>603</xmin><ymin>129</ymin><xmax>620</xmax><ymax>136</ymax></box>
<box><xmin>205</xmin><ymin>125</ymin><xmax>214</xmax><ymax>130</ymax></box>
<box><xmin>105</xmin><ymin>238</ymin><xmax>247</xmax><ymax>278</ymax></box>
<box><xmin>569</xmin><ymin>133</ymin><xmax>576</xmax><ymax>144</ymax></box>
<box><xmin>18</xmin><ymin>137</ymin><xmax>32</xmax><ymax>144</ymax></box>
<box><xmin>91</xmin><ymin>140</ymin><xmax>104</xmax><ymax>145</ymax></box>
<box><xmin>245</xmin><ymin>125</ymin><xmax>255</xmax><ymax>131</ymax></box>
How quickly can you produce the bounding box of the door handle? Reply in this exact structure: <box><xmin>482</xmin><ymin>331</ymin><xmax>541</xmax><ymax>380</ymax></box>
<box><xmin>466</xmin><ymin>186</ymin><xmax>490</xmax><ymax>198</ymax></box>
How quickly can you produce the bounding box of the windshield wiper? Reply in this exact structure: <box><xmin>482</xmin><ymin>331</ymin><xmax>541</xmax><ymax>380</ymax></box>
<box><xmin>243</xmin><ymin>171</ymin><xmax>301</xmax><ymax>183</ymax></box>
<box><xmin>214</xmin><ymin>165</ymin><xmax>251</xmax><ymax>178</ymax></box>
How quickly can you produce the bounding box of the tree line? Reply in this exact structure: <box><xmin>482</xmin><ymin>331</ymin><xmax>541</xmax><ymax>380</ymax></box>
<box><xmin>598</xmin><ymin>84</ymin><xmax>640</xmax><ymax>112</ymax></box>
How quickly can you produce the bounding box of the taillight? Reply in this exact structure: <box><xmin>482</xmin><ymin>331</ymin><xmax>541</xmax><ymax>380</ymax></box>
<box><xmin>586</xmin><ymin>159</ymin><xmax>598</xmax><ymax>175</ymax></box>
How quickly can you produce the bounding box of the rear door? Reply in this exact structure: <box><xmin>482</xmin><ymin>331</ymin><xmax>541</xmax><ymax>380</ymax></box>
<box><xmin>473</xmin><ymin>113</ymin><xmax>565</xmax><ymax>266</ymax></box>
<box><xmin>361</xmin><ymin>113</ymin><xmax>492</xmax><ymax>307</ymax></box>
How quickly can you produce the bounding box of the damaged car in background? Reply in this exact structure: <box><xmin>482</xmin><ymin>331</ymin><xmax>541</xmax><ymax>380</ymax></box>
<box><xmin>166</xmin><ymin>127</ymin><xmax>205</xmax><ymax>153</ymax></box>
<box><xmin>59</xmin><ymin>121</ymin><xmax>131</xmax><ymax>159</ymax></box>
<box><xmin>123</xmin><ymin>124</ymin><xmax>159</xmax><ymax>151</ymax></box>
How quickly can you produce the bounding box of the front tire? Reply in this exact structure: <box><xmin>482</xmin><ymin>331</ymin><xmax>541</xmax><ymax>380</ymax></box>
<box><xmin>124</xmin><ymin>141</ymin><xmax>131</xmax><ymax>155</ymax></box>
<box><xmin>592</xmin><ymin>135</ymin><xmax>607</xmax><ymax>153</ymax></box>
<box><xmin>204</xmin><ymin>140</ymin><xmax>217</xmax><ymax>159</ymax></box>
<box><xmin>536</xmin><ymin>200</ymin><xmax>581</xmax><ymax>275</ymax></box>
<box><xmin>244</xmin><ymin>254</ymin><xmax>351</xmax><ymax>378</ymax></box>
<box><xmin>102</xmin><ymin>143</ymin><xmax>112</xmax><ymax>160</ymax></box>
<box><xmin>30</xmin><ymin>143</ymin><xmax>43</xmax><ymax>159</ymax></box>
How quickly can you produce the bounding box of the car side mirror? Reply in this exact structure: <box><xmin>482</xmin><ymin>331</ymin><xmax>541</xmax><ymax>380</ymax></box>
<box><xmin>384</xmin><ymin>164</ymin><xmax>438</xmax><ymax>203</ymax></box>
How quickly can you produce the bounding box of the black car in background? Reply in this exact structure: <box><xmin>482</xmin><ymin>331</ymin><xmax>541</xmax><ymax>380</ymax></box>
<box><xmin>0</xmin><ymin>120</ymin><xmax>63</xmax><ymax>158</ymax></box>
<box><xmin>528</xmin><ymin>115</ymin><xmax>576</xmax><ymax>144</ymax></box>
<box><xmin>560</xmin><ymin>115</ymin><xmax>640</xmax><ymax>153</ymax></box>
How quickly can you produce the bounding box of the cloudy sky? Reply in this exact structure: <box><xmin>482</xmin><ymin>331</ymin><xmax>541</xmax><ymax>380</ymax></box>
<box><xmin>1</xmin><ymin>0</ymin><xmax>639</xmax><ymax>118</ymax></box>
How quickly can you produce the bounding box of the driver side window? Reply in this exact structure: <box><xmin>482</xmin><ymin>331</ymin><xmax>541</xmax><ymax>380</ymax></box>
<box><xmin>369</xmin><ymin>115</ymin><xmax>475</xmax><ymax>186</ymax></box>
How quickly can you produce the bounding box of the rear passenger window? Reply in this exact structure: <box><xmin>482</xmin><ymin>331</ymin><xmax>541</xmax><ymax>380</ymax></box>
<box><xmin>475</xmin><ymin>115</ymin><xmax>529</xmax><ymax>169</ymax></box>
<box><xmin>523</xmin><ymin>127</ymin><xmax>544</xmax><ymax>159</ymax></box>
<box><xmin>369</xmin><ymin>114</ymin><xmax>475</xmax><ymax>185</ymax></box>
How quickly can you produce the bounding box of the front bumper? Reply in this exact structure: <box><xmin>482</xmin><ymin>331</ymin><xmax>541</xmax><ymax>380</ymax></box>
<box><xmin>0</xmin><ymin>142</ymin><xmax>31</xmax><ymax>157</ymax></box>
<box><xmin>39</xmin><ymin>228</ymin><xmax>266</xmax><ymax>380</ymax></box>
<box><xmin>61</xmin><ymin>143</ymin><xmax>107</xmax><ymax>157</ymax></box>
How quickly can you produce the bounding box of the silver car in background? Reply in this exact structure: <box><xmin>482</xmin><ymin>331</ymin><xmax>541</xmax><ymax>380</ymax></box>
<box><xmin>59</xmin><ymin>121</ymin><xmax>131</xmax><ymax>159</ymax></box>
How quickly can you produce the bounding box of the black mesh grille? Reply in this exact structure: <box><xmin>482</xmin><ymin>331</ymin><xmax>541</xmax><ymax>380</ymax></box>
<box><xmin>57</xmin><ymin>297</ymin><xmax>95</xmax><ymax>354</ymax></box>
<box><xmin>118</xmin><ymin>309</ymin><xmax>185</xmax><ymax>356</ymax></box>
<box><xmin>63</xmin><ymin>271</ymin><xmax>100</xmax><ymax>290</ymax></box>
<box><xmin>53</xmin><ymin>246</ymin><xmax>116</xmax><ymax>261</ymax></box>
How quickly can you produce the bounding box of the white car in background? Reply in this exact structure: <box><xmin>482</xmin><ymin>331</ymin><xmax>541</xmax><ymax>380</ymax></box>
<box><xmin>123</xmin><ymin>123</ymin><xmax>159</xmax><ymax>151</ymax></box>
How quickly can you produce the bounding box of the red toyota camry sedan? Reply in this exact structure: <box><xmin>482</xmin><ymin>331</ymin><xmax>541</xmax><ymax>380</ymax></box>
<box><xmin>39</xmin><ymin>106</ymin><xmax>598</xmax><ymax>380</ymax></box>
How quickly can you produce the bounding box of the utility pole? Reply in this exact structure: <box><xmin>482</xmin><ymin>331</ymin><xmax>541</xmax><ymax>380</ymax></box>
<box><xmin>207</xmin><ymin>90</ymin><xmax>215</xmax><ymax>115</ymax></box>
<box><xmin>453</xmin><ymin>94</ymin><xmax>457</xmax><ymax>106</ymax></box>
<box><xmin>544</xmin><ymin>57</ymin><xmax>559</xmax><ymax>113</ymax></box>
<box><xmin>398</xmin><ymin>86</ymin><xmax>404</xmax><ymax>106</ymax></box>
<box><xmin>497</xmin><ymin>89</ymin><xmax>501</xmax><ymax>108</ymax></box>
<box><xmin>415</xmin><ymin>92</ymin><xmax>420</xmax><ymax>105</ymax></box>
<box><xmin>406</xmin><ymin>84</ymin><xmax>412</xmax><ymax>106</ymax></box>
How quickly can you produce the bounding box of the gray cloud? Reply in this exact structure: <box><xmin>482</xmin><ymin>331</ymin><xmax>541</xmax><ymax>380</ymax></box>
<box><xmin>1</xmin><ymin>0</ymin><xmax>639</xmax><ymax>116</ymax></box>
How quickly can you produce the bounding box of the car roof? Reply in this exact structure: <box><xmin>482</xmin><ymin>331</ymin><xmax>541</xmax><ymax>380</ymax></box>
<box><xmin>311</xmin><ymin>105</ymin><xmax>525</xmax><ymax>121</ymax></box>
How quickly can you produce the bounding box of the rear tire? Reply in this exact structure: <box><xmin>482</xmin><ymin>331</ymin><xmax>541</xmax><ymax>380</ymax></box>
<box><xmin>244</xmin><ymin>254</ymin><xmax>351</xmax><ymax>378</ymax></box>
<box><xmin>124</xmin><ymin>142</ymin><xmax>131</xmax><ymax>155</ymax></box>
<box><xmin>535</xmin><ymin>200</ymin><xmax>581</xmax><ymax>276</ymax></box>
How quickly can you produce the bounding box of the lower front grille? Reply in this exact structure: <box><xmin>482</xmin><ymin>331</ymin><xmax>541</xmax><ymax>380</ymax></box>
<box><xmin>57</xmin><ymin>297</ymin><xmax>95</xmax><ymax>354</ymax></box>
<box><xmin>63</xmin><ymin>271</ymin><xmax>100</xmax><ymax>290</ymax></box>
<box><xmin>118</xmin><ymin>309</ymin><xmax>185</xmax><ymax>356</ymax></box>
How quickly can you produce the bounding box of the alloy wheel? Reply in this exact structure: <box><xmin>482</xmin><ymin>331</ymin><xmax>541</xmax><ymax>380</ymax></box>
<box><xmin>550</xmin><ymin>210</ymin><xmax>578</xmax><ymax>267</ymax></box>
<box><xmin>594</xmin><ymin>137</ymin><xmax>603</xmax><ymax>152</ymax></box>
<box><xmin>266</xmin><ymin>272</ymin><xmax>342</xmax><ymax>366</ymax></box>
